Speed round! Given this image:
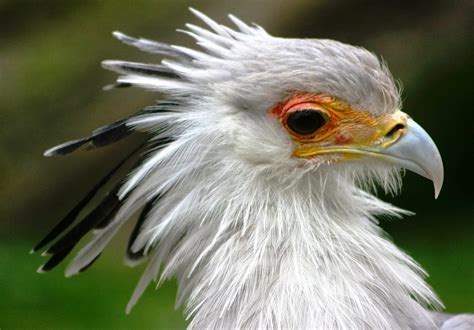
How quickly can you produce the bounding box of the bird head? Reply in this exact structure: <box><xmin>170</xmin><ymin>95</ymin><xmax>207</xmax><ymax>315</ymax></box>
<box><xmin>110</xmin><ymin>9</ymin><xmax>443</xmax><ymax>199</ymax></box>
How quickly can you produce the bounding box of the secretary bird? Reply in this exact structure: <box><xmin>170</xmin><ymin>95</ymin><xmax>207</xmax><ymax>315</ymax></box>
<box><xmin>33</xmin><ymin>9</ymin><xmax>473</xmax><ymax>329</ymax></box>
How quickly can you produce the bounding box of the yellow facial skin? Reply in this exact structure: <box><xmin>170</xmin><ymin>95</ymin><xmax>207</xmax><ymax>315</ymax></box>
<box><xmin>271</xmin><ymin>93</ymin><xmax>408</xmax><ymax>160</ymax></box>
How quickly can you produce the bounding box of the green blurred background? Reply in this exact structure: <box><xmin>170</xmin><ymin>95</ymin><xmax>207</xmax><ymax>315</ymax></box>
<box><xmin>1</xmin><ymin>0</ymin><xmax>473</xmax><ymax>328</ymax></box>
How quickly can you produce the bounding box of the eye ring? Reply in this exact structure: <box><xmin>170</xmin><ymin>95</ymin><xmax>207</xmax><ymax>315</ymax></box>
<box><xmin>285</xmin><ymin>109</ymin><xmax>328</xmax><ymax>136</ymax></box>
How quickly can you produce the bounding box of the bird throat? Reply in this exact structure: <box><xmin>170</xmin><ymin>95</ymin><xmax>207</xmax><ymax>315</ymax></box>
<box><xmin>158</xmin><ymin>170</ymin><xmax>441</xmax><ymax>329</ymax></box>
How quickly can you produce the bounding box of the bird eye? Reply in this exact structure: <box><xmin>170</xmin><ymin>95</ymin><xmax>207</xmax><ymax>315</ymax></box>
<box><xmin>286</xmin><ymin>109</ymin><xmax>327</xmax><ymax>135</ymax></box>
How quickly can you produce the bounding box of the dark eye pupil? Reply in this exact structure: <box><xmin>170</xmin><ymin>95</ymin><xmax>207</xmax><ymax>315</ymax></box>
<box><xmin>286</xmin><ymin>110</ymin><xmax>326</xmax><ymax>135</ymax></box>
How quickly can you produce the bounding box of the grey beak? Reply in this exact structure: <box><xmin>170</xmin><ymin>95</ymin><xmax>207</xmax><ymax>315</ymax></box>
<box><xmin>382</xmin><ymin>118</ymin><xmax>444</xmax><ymax>198</ymax></box>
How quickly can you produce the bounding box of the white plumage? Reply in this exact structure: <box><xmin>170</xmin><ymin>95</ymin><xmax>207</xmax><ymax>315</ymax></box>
<box><xmin>34</xmin><ymin>9</ymin><xmax>473</xmax><ymax>329</ymax></box>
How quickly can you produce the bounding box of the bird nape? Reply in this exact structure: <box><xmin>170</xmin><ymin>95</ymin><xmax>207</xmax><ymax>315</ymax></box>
<box><xmin>32</xmin><ymin>8</ymin><xmax>473</xmax><ymax>329</ymax></box>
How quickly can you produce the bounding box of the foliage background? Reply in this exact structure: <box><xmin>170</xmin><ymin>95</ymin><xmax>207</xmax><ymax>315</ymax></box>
<box><xmin>0</xmin><ymin>0</ymin><xmax>472</xmax><ymax>328</ymax></box>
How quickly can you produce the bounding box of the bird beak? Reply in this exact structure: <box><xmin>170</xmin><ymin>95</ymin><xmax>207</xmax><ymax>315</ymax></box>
<box><xmin>377</xmin><ymin>118</ymin><xmax>444</xmax><ymax>198</ymax></box>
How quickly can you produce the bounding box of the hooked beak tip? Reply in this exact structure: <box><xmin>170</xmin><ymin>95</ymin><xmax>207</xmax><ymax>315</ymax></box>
<box><xmin>433</xmin><ymin>168</ymin><xmax>444</xmax><ymax>199</ymax></box>
<box><xmin>434</xmin><ymin>181</ymin><xmax>442</xmax><ymax>199</ymax></box>
<box><xmin>384</xmin><ymin>118</ymin><xmax>444</xmax><ymax>199</ymax></box>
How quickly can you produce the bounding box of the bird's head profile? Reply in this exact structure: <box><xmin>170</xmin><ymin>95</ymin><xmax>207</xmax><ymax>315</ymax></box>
<box><xmin>34</xmin><ymin>9</ymin><xmax>452</xmax><ymax>329</ymax></box>
<box><xmin>105</xmin><ymin>9</ymin><xmax>443</xmax><ymax>200</ymax></box>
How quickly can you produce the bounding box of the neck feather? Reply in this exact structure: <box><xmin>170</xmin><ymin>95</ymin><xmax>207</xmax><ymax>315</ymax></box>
<box><xmin>126</xmin><ymin>142</ymin><xmax>441</xmax><ymax>329</ymax></box>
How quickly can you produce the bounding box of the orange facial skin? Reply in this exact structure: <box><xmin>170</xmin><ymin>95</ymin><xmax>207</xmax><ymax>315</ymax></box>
<box><xmin>271</xmin><ymin>93</ymin><xmax>408</xmax><ymax>159</ymax></box>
